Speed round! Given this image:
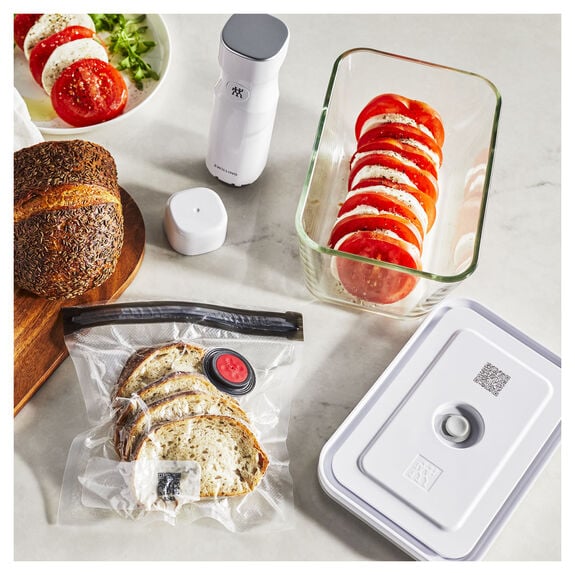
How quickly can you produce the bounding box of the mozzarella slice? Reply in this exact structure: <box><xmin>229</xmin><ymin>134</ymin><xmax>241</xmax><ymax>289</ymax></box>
<box><xmin>334</xmin><ymin>229</ymin><xmax>406</xmax><ymax>250</ymax></box>
<box><xmin>360</xmin><ymin>113</ymin><xmax>435</xmax><ymax>140</ymax></box>
<box><xmin>23</xmin><ymin>13</ymin><xmax>95</xmax><ymax>60</ymax></box>
<box><xmin>351</xmin><ymin>150</ymin><xmax>421</xmax><ymax>172</ymax></box>
<box><xmin>345</xmin><ymin>185</ymin><xmax>429</xmax><ymax>233</ymax></box>
<box><xmin>399</xmin><ymin>137</ymin><xmax>441</xmax><ymax>171</ymax></box>
<box><xmin>350</xmin><ymin>164</ymin><xmax>417</xmax><ymax>190</ymax></box>
<box><xmin>333</xmin><ymin>206</ymin><xmax>424</xmax><ymax>251</ymax></box>
<box><xmin>42</xmin><ymin>38</ymin><xmax>109</xmax><ymax>95</ymax></box>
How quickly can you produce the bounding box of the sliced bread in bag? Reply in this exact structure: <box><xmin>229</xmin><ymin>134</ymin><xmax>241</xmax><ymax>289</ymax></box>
<box><xmin>115</xmin><ymin>342</ymin><xmax>206</xmax><ymax>399</ymax></box>
<box><xmin>114</xmin><ymin>370</ymin><xmax>242</xmax><ymax>456</ymax></box>
<box><xmin>132</xmin><ymin>415</ymin><xmax>269</xmax><ymax>498</ymax></box>
<box><xmin>122</xmin><ymin>390</ymin><xmax>250</xmax><ymax>460</ymax></box>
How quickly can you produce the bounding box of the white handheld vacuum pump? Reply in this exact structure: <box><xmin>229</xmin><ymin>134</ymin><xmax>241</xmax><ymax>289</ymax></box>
<box><xmin>206</xmin><ymin>14</ymin><xmax>289</xmax><ymax>187</ymax></box>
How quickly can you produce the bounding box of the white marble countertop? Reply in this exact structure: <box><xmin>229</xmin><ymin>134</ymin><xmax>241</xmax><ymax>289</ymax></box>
<box><xmin>13</xmin><ymin>13</ymin><xmax>562</xmax><ymax>562</ymax></box>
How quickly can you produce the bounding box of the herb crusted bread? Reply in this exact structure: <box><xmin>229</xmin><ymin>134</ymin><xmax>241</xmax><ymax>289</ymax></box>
<box><xmin>14</xmin><ymin>140</ymin><xmax>124</xmax><ymax>299</ymax></box>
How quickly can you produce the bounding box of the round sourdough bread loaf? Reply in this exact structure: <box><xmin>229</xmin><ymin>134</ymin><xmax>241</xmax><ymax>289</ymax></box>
<box><xmin>14</xmin><ymin>139</ymin><xmax>124</xmax><ymax>299</ymax></box>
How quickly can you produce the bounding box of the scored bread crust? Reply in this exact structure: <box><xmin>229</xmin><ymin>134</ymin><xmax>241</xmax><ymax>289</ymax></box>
<box><xmin>13</xmin><ymin>183</ymin><xmax>121</xmax><ymax>223</ymax></box>
<box><xmin>14</xmin><ymin>140</ymin><xmax>123</xmax><ymax>299</ymax></box>
<box><xmin>121</xmin><ymin>390</ymin><xmax>250</xmax><ymax>460</ymax></box>
<box><xmin>114</xmin><ymin>342</ymin><xmax>206</xmax><ymax>400</ymax></box>
<box><xmin>132</xmin><ymin>415</ymin><xmax>269</xmax><ymax>498</ymax></box>
<box><xmin>14</xmin><ymin>140</ymin><xmax>121</xmax><ymax>210</ymax></box>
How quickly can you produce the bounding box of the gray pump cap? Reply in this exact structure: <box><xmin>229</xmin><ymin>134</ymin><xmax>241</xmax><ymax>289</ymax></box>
<box><xmin>222</xmin><ymin>14</ymin><xmax>289</xmax><ymax>61</ymax></box>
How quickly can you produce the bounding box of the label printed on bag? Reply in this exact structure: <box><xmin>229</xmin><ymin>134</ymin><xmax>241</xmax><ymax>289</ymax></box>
<box><xmin>131</xmin><ymin>460</ymin><xmax>201</xmax><ymax>509</ymax></box>
<box><xmin>157</xmin><ymin>472</ymin><xmax>182</xmax><ymax>501</ymax></box>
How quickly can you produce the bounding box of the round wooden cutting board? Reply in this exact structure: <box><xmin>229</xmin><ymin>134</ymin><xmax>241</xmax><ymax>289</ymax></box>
<box><xmin>13</xmin><ymin>188</ymin><xmax>145</xmax><ymax>415</ymax></box>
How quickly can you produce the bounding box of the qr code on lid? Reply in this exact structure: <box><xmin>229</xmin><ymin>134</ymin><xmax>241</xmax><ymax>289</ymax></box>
<box><xmin>474</xmin><ymin>362</ymin><xmax>511</xmax><ymax>397</ymax></box>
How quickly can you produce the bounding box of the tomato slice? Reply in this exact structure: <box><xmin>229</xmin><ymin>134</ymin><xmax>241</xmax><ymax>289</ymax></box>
<box><xmin>329</xmin><ymin>212</ymin><xmax>423</xmax><ymax>252</ymax></box>
<box><xmin>14</xmin><ymin>14</ymin><xmax>42</xmax><ymax>51</ymax></box>
<box><xmin>338</xmin><ymin>189</ymin><xmax>428</xmax><ymax>237</ymax></box>
<box><xmin>349</xmin><ymin>152</ymin><xmax>438</xmax><ymax>202</ymax></box>
<box><xmin>51</xmin><ymin>58</ymin><xmax>128</xmax><ymax>127</ymax></box>
<box><xmin>351</xmin><ymin>179</ymin><xmax>437</xmax><ymax>231</ymax></box>
<box><xmin>335</xmin><ymin>230</ymin><xmax>421</xmax><ymax>304</ymax></box>
<box><xmin>29</xmin><ymin>26</ymin><xmax>100</xmax><ymax>86</ymax></box>
<box><xmin>353</xmin><ymin>137</ymin><xmax>438</xmax><ymax>179</ymax></box>
<box><xmin>355</xmin><ymin>93</ymin><xmax>445</xmax><ymax>147</ymax></box>
<box><xmin>358</xmin><ymin>123</ymin><xmax>443</xmax><ymax>168</ymax></box>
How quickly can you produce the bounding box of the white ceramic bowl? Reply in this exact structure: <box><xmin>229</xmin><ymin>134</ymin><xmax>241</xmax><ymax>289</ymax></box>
<box><xmin>13</xmin><ymin>14</ymin><xmax>171</xmax><ymax>134</ymax></box>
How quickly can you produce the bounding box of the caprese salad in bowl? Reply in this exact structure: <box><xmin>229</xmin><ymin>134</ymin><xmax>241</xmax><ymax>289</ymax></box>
<box><xmin>14</xmin><ymin>13</ymin><xmax>171</xmax><ymax>133</ymax></box>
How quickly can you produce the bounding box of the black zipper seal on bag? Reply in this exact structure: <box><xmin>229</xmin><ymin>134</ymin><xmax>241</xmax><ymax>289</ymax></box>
<box><xmin>61</xmin><ymin>301</ymin><xmax>304</xmax><ymax>341</ymax></box>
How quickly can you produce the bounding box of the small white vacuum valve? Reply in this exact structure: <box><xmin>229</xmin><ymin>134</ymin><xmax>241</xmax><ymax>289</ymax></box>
<box><xmin>443</xmin><ymin>414</ymin><xmax>471</xmax><ymax>443</ymax></box>
<box><xmin>164</xmin><ymin>187</ymin><xmax>227</xmax><ymax>255</ymax></box>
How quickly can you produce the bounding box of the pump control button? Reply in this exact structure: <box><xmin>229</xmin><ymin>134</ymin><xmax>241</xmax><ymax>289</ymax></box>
<box><xmin>443</xmin><ymin>414</ymin><xmax>471</xmax><ymax>443</ymax></box>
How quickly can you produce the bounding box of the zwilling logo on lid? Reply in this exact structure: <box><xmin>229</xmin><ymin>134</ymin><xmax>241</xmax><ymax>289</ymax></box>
<box><xmin>404</xmin><ymin>454</ymin><xmax>442</xmax><ymax>491</ymax></box>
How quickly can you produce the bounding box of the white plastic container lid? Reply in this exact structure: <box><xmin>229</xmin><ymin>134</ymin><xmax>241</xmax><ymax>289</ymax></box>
<box><xmin>318</xmin><ymin>298</ymin><xmax>560</xmax><ymax>561</ymax></box>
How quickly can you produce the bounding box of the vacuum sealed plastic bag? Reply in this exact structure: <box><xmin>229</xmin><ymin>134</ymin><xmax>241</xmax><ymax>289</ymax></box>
<box><xmin>57</xmin><ymin>301</ymin><xmax>304</xmax><ymax>530</ymax></box>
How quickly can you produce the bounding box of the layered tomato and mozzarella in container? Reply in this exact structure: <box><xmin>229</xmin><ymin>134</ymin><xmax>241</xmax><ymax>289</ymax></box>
<box><xmin>329</xmin><ymin>93</ymin><xmax>445</xmax><ymax>305</ymax></box>
<box><xmin>14</xmin><ymin>13</ymin><xmax>127</xmax><ymax>127</ymax></box>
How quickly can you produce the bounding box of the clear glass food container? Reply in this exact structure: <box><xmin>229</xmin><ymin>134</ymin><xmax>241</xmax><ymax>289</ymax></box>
<box><xmin>296</xmin><ymin>48</ymin><xmax>501</xmax><ymax>319</ymax></box>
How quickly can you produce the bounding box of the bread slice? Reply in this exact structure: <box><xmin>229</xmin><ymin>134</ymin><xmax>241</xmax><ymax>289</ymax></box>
<box><xmin>113</xmin><ymin>371</ymin><xmax>230</xmax><ymax>454</ymax></box>
<box><xmin>133</xmin><ymin>371</ymin><xmax>220</xmax><ymax>405</ymax></box>
<box><xmin>115</xmin><ymin>342</ymin><xmax>206</xmax><ymax>399</ymax></box>
<box><xmin>121</xmin><ymin>390</ymin><xmax>250</xmax><ymax>460</ymax></box>
<box><xmin>132</xmin><ymin>415</ymin><xmax>269</xmax><ymax>498</ymax></box>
